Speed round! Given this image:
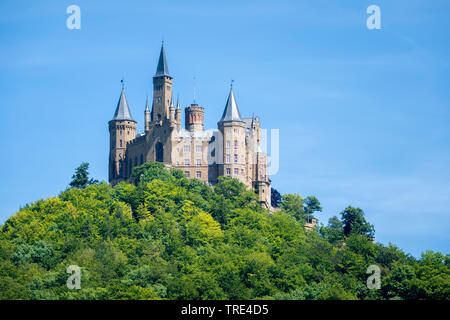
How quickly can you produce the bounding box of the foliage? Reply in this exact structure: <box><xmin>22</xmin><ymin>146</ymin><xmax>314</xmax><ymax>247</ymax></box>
<box><xmin>69</xmin><ymin>162</ymin><xmax>98</xmax><ymax>189</ymax></box>
<box><xmin>271</xmin><ymin>188</ymin><xmax>282</xmax><ymax>208</ymax></box>
<box><xmin>280</xmin><ymin>194</ymin><xmax>322</xmax><ymax>222</ymax></box>
<box><xmin>340</xmin><ymin>206</ymin><xmax>375</xmax><ymax>238</ymax></box>
<box><xmin>0</xmin><ymin>162</ymin><xmax>448</xmax><ymax>300</ymax></box>
<box><xmin>319</xmin><ymin>216</ymin><xmax>344</xmax><ymax>245</ymax></box>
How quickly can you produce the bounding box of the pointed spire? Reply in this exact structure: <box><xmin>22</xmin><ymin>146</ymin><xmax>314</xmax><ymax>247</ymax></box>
<box><xmin>170</xmin><ymin>94</ymin><xmax>175</xmax><ymax>108</ymax></box>
<box><xmin>219</xmin><ymin>85</ymin><xmax>243</xmax><ymax>122</ymax></box>
<box><xmin>145</xmin><ymin>95</ymin><xmax>150</xmax><ymax>111</ymax></box>
<box><xmin>176</xmin><ymin>94</ymin><xmax>180</xmax><ymax>109</ymax></box>
<box><xmin>112</xmin><ymin>81</ymin><xmax>135</xmax><ymax>122</ymax></box>
<box><xmin>154</xmin><ymin>41</ymin><xmax>171</xmax><ymax>78</ymax></box>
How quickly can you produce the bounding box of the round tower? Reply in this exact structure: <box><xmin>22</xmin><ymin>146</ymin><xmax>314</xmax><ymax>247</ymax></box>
<box><xmin>217</xmin><ymin>86</ymin><xmax>247</xmax><ymax>185</ymax></box>
<box><xmin>185</xmin><ymin>104</ymin><xmax>204</xmax><ymax>132</ymax></box>
<box><xmin>109</xmin><ymin>82</ymin><xmax>136</xmax><ymax>184</ymax></box>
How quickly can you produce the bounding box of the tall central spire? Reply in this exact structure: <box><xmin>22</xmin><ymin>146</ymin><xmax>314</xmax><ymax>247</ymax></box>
<box><xmin>154</xmin><ymin>42</ymin><xmax>171</xmax><ymax>78</ymax></box>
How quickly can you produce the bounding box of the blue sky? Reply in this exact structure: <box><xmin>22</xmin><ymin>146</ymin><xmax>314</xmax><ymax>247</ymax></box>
<box><xmin>0</xmin><ymin>0</ymin><xmax>449</xmax><ymax>257</ymax></box>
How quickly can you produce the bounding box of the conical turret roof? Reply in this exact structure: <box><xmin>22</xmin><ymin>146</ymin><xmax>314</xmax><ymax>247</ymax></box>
<box><xmin>219</xmin><ymin>87</ymin><xmax>243</xmax><ymax>122</ymax></box>
<box><xmin>112</xmin><ymin>86</ymin><xmax>135</xmax><ymax>122</ymax></box>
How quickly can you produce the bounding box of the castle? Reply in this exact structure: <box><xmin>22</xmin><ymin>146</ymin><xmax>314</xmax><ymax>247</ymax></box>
<box><xmin>108</xmin><ymin>44</ymin><xmax>271</xmax><ymax>208</ymax></box>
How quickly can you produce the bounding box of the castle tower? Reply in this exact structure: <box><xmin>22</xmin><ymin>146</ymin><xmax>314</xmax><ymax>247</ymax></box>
<box><xmin>217</xmin><ymin>86</ymin><xmax>247</xmax><ymax>185</ymax></box>
<box><xmin>254</xmin><ymin>152</ymin><xmax>271</xmax><ymax>208</ymax></box>
<box><xmin>185</xmin><ymin>104</ymin><xmax>204</xmax><ymax>132</ymax></box>
<box><xmin>152</xmin><ymin>43</ymin><xmax>173</xmax><ymax>123</ymax></box>
<box><xmin>108</xmin><ymin>81</ymin><xmax>137</xmax><ymax>183</ymax></box>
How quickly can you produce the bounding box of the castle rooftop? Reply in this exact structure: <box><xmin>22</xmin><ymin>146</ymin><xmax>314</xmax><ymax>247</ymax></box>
<box><xmin>111</xmin><ymin>86</ymin><xmax>135</xmax><ymax>122</ymax></box>
<box><xmin>219</xmin><ymin>87</ymin><xmax>243</xmax><ymax>123</ymax></box>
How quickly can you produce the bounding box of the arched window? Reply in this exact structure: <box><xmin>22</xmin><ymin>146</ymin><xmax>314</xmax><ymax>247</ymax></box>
<box><xmin>119</xmin><ymin>160</ymin><xmax>123</xmax><ymax>177</ymax></box>
<box><xmin>156</xmin><ymin>142</ymin><xmax>164</xmax><ymax>162</ymax></box>
<box><xmin>120</xmin><ymin>140</ymin><xmax>122</xmax><ymax>148</ymax></box>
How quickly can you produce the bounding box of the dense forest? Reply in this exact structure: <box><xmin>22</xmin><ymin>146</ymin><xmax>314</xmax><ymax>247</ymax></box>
<box><xmin>0</xmin><ymin>162</ymin><xmax>449</xmax><ymax>300</ymax></box>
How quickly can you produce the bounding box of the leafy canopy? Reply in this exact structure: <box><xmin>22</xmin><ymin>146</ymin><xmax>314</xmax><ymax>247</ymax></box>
<box><xmin>1</xmin><ymin>161</ymin><xmax>448</xmax><ymax>300</ymax></box>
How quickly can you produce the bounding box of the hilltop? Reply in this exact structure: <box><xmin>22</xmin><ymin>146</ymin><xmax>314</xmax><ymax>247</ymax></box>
<box><xmin>0</xmin><ymin>162</ymin><xmax>448</xmax><ymax>300</ymax></box>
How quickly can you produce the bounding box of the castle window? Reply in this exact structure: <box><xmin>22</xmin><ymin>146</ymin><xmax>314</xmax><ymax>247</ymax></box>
<box><xmin>120</xmin><ymin>140</ymin><xmax>122</xmax><ymax>148</ymax></box>
<box><xmin>196</xmin><ymin>171</ymin><xmax>202</xmax><ymax>178</ymax></box>
<box><xmin>184</xmin><ymin>145</ymin><xmax>190</xmax><ymax>152</ymax></box>
<box><xmin>195</xmin><ymin>145</ymin><xmax>202</xmax><ymax>153</ymax></box>
<box><xmin>185</xmin><ymin>171</ymin><xmax>190</xmax><ymax>178</ymax></box>
<box><xmin>120</xmin><ymin>131</ymin><xmax>122</xmax><ymax>135</ymax></box>
<box><xmin>119</xmin><ymin>160</ymin><xmax>124</xmax><ymax>177</ymax></box>
<box><xmin>234</xmin><ymin>154</ymin><xmax>238</xmax><ymax>163</ymax></box>
<box><xmin>234</xmin><ymin>168</ymin><xmax>239</xmax><ymax>175</ymax></box>
<box><xmin>226</xmin><ymin>154</ymin><xmax>231</xmax><ymax>164</ymax></box>
<box><xmin>156</xmin><ymin>142</ymin><xmax>164</xmax><ymax>162</ymax></box>
<box><xmin>185</xmin><ymin>159</ymin><xmax>190</xmax><ymax>166</ymax></box>
<box><xmin>226</xmin><ymin>140</ymin><xmax>230</xmax><ymax>148</ymax></box>
<box><xmin>226</xmin><ymin>168</ymin><xmax>231</xmax><ymax>175</ymax></box>
<box><xmin>234</xmin><ymin>129</ymin><xmax>238</xmax><ymax>133</ymax></box>
<box><xmin>196</xmin><ymin>159</ymin><xmax>201</xmax><ymax>167</ymax></box>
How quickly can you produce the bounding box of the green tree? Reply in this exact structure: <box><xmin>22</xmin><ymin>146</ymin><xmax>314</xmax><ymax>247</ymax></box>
<box><xmin>303</xmin><ymin>196</ymin><xmax>322</xmax><ymax>218</ymax></box>
<box><xmin>129</xmin><ymin>162</ymin><xmax>174</xmax><ymax>185</ymax></box>
<box><xmin>69</xmin><ymin>162</ymin><xmax>98</xmax><ymax>189</ymax></box>
<box><xmin>271</xmin><ymin>188</ymin><xmax>282</xmax><ymax>208</ymax></box>
<box><xmin>280</xmin><ymin>194</ymin><xmax>305</xmax><ymax>221</ymax></box>
<box><xmin>320</xmin><ymin>216</ymin><xmax>344</xmax><ymax>244</ymax></box>
<box><xmin>280</xmin><ymin>194</ymin><xmax>322</xmax><ymax>222</ymax></box>
<box><xmin>340</xmin><ymin>206</ymin><xmax>375</xmax><ymax>238</ymax></box>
